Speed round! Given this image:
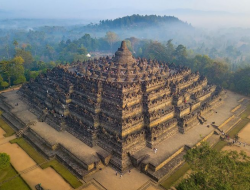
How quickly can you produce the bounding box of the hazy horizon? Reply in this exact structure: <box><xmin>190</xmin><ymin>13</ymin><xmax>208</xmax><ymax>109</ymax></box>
<box><xmin>1</xmin><ymin>0</ymin><xmax>250</xmax><ymax>28</ymax></box>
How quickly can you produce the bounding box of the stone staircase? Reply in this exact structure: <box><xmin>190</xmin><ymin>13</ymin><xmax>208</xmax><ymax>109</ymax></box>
<box><xmin>145</xmin><ymin>150</ymin><xmax>186</xmax><ymax>181</ymax></box>
<box><xmin>2</xmin><ymin>112</ymin><xmax>25</xmax><ymax>130</ymax></box>
<box><xmin>130</xmin><ymin>153</ymin><xmax>150</xmax><ymax>168</ymax></box>
<box><xmin>0</xmin><ymin>94</ymin><xmax>13</xmax><ymax>112</ymax></box>
<box><xmin>16</xmin><ymin>125</ymin><xmax>30</xmax><ymax>137</ymax></box>
<box><xmin>135</xmin><ymin>146</ymin><xmax>189</xmax><ymax>181</ymax></box>
<box><xmin>24</xmin><ymin>130</ymin><xmax>56</xmax><ymax>159</ymax></box>
<box><xmin>56</xmin><ymin>149</ymin><xmax>95</xmax><ymax>178</ymax></box>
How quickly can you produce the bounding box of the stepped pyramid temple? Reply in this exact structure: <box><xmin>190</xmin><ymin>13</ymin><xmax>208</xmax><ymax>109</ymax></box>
<box><xmin>1</xmin><ymin>41</ymin><xmax>227</xmax><ymax>181</ymax></box>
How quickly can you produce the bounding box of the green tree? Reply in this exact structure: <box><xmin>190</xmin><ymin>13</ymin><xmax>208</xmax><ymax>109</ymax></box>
<box><xmin>105</xmin><ymin>31</ymin><xmax>118</xmax><ymax>52</ymax></box>
<box><xmin>0</xmin><ymin>60</ymin><xmax>13</xmax><ymax>85</ymax></box>
<box><xmin>0</xmin><ymin>75</ymin><xmax>8</xmax><ymax>88</ymax></box>
<box><xmin>15</xmin><ymin>49</ymin><xmax>34</xmax><ymax>68</ymax></box>
<box><xmin>173</xmin><ymin>45</ymin><xmax>187</xmax><ymax>63</ymax></box>
<box><xmin>12</xmin><ymin>56</ymin><xmax>26</xmax><ymax>84</ymax></box>
<box><xmin>77</xmin><ymin>46</ymin><xmax>87</xmax><ymax>55</ymax></box>
<box><xmin>73</xmin><ymin>54</ymin><xmax>87</xmax><ymax>62</ymax></box>
<box><xmin>0</xmin><ymin>153</ymin><xmax>10</xmax><ymax>170</ymax></box>
<box><xmin>205</xmin><ymin>61</ymin><xmax>229</xmax><ymax>84</ymax></box>
<box><xmin>13</xmin><ymin>75</ymin><xmax>26</xmax><ymax>85</ymax></box>
<box><xmin>177</xmin><ymin>142</ymin><xmax>250</xmax><ymax>190</ymax></box>
<box><xmin>166</xmin><ymin>39</ymin><xmax>175</xmax><ymax>61</ymax></box>
<box><xmin>25</xmin><ymin>70</ymin><xmax>40</xmax><ymax>81</ymax></box>
<box><xmin>13</xmin><ymin>56</ymin><xmax>24</xmax><ymax>64</ymax></box>
<box><xmin>141</xmin><ymin>41</ymin><xmax>168</xmax><ymax>61</ymax></box>
<box><xmin>78</xmin><ymin>34</ymin><xmax>98</xmax><ymax>51</ymax></box>
<box><xmin>127</xmin><ymin>37</ymin><xmax>139</xmax><ymax>52</ymax></box>
<box><xmin>191</xmin><ymin>55</ymin><xmax>213</xmax><ymax>72</ymax></box>
<box><xmin>1</xmin><ymin>81</ymin><xmax>9</xmax><ymax>89</ymax></box>
<box><xmin>232</xmin><ymin>67</ymin><xmax>250</xmax><ymax>95</ymax></box>
<box><xmin>45</xmin><ymin>45</ymin><xmax>55</xmax><ymax>60</ymax></box>
<box><xmin>0</xmin><ymin>56</ymin><xmax>26</xmax><ymax>86</ymax></box>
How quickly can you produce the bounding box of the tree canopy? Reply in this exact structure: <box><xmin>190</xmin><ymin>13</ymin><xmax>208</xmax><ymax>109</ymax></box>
<box><xmin>105</xmin><ymin>31</ymin><xmax>119</xmax><ymax>52</ymax></box>
<box><xmin>0</xmin><ymin>30</ymin><xmax>249</xmax><ymax>96</ymax></box>
<box><xmin>0</xmin><ymin>153</ymin><xmax>10</xmax><ymax>170</ymax></box>
<box><xmin>176</xmin><ymin>142</ymin><xmax>250</xmax><ymax>190</ymax></box>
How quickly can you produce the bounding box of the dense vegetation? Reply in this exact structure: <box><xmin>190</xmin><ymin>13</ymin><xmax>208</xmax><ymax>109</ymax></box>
<box><xmin>176</xmin><ymin>142</ymin><xmax>250</xmax><ymax>190</ymax></box>
<box><xmin>1</xmin><ymin>15</ymin><xmax>250</xmax><ymax>67</ymax></box>
<box><xmin>139</xmin><ymin>40</ymin><xmax>250</xmax><ymax>95</ymax></box>
<box><xmin>0</xmin><ymin>15</ymin><xmax>250</xmax><ymax>95</ymax></box>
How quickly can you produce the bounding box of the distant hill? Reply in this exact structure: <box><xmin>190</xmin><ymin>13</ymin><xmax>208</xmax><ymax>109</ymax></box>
<box><xmin>92</xmin><ymin>14</ymin><xmax>191</xmax><ymax>29</ymax></box>
<box><xmin>0</xmin><ymin>14</ymin><xmax>195</xmax><ymax>47</ymax></box>
<box><xmin>72</xmin><ymin>14</ymin><xmax>194</xmax><ymax>42</ymax></box>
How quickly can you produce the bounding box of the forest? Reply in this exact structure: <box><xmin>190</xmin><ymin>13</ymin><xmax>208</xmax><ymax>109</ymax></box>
<box><xmin>0</xmin><ymin>15</ymin><xmax>250</xmax><ymax>95</ymax></box>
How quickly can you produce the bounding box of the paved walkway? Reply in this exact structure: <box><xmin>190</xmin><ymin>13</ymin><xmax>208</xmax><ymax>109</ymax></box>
<box><xmin>0</xmin><ymin>135</ymin><xmax>16</xmax><ymax>145</ymax></box>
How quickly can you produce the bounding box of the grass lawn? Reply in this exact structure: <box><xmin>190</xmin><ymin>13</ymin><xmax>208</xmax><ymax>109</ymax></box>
<box><xmin>213</xmin><ymin>140</ymin><xmax>228</xmax><ymax>151</ymax></box>
<box><xmin>10</xmin><ymin>138</ymin><xmax>82</xmax><ymax>189</ymax></box>
<box><xmin>160</xmin><ymin>163</ymin><xmax>189</xmax><ymax>190</ymax></box>
<box><xmin>0</xmin><ymin>110</ymin><xmax>15</xmax><ymax>137</ymax></box>
<box><xmin>228</xmin><ymin>118</ymin><xmax>249</xmax><ymax>138</ymax></box>
<box><xmin>41</xmin><ymin>160</ymin><xmax>82</xmax><ymax>189</ymax></box>
<box><xmin>240</xmin><ymin>104</ymin><xmax>250</xmax><ymax>119</ymax></box>
<box><xmin>227</xmin><ymin>104</ymin><xmax>250</xmax><ymax>138</ymax></box>
<box><xmin>10</xmin><ymin>138</ymin><xmax>46</xmax><ymax>164</ymax></box>
<box><xmin>0</xmin><ymin>165</ymin><xmax>31</xmax><ymax>190</ymax></box>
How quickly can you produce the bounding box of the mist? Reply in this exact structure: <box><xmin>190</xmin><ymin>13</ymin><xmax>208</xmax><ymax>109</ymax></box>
<box><xmin>1</xmin><ymin>0</ymin><xmax>250</xmax><ymax>71</ymax></box>
<box><xmin>1</xmin><ymin>0</ymin><xmax>250</xmax><ymax>29</ymax></box>
<box><xmin>1</xmin><ymin>0</ymin><xmax>250</xmax><ymax>97</ymax></box>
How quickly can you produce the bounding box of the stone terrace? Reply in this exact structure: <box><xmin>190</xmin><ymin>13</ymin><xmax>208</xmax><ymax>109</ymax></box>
<box><xmin>131</xmin><ymin>91</ymin><xmax>246</xmax><ymax>180</ymax></box>
<box><xmin>1</xmin><ymin>90</ymin><xmax>106</xmax><ymax>177</ymax></box>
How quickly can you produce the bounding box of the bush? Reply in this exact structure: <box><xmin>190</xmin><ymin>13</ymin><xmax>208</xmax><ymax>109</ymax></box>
<box><xmin>0</xmin><ymin>153</ymin><xmax>10</xmax><ymax>170</ymax></box>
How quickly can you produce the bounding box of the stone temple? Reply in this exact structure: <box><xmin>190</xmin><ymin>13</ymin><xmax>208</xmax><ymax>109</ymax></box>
<box><xmin>16</xmin><ymin>41</ymin><xmax>224</xmax><ymax>180</ymax></box>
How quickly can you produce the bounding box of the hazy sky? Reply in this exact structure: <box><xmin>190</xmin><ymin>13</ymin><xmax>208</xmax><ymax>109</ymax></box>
<box><xmin>1</xmin><ymin>0</ymin><xmax>250</xmax><ymax>27</ymax></box>
<box><xmin>1</xmin><ymin>0</ymin><xmax>250</xmax><ymax>12</ymax></box>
